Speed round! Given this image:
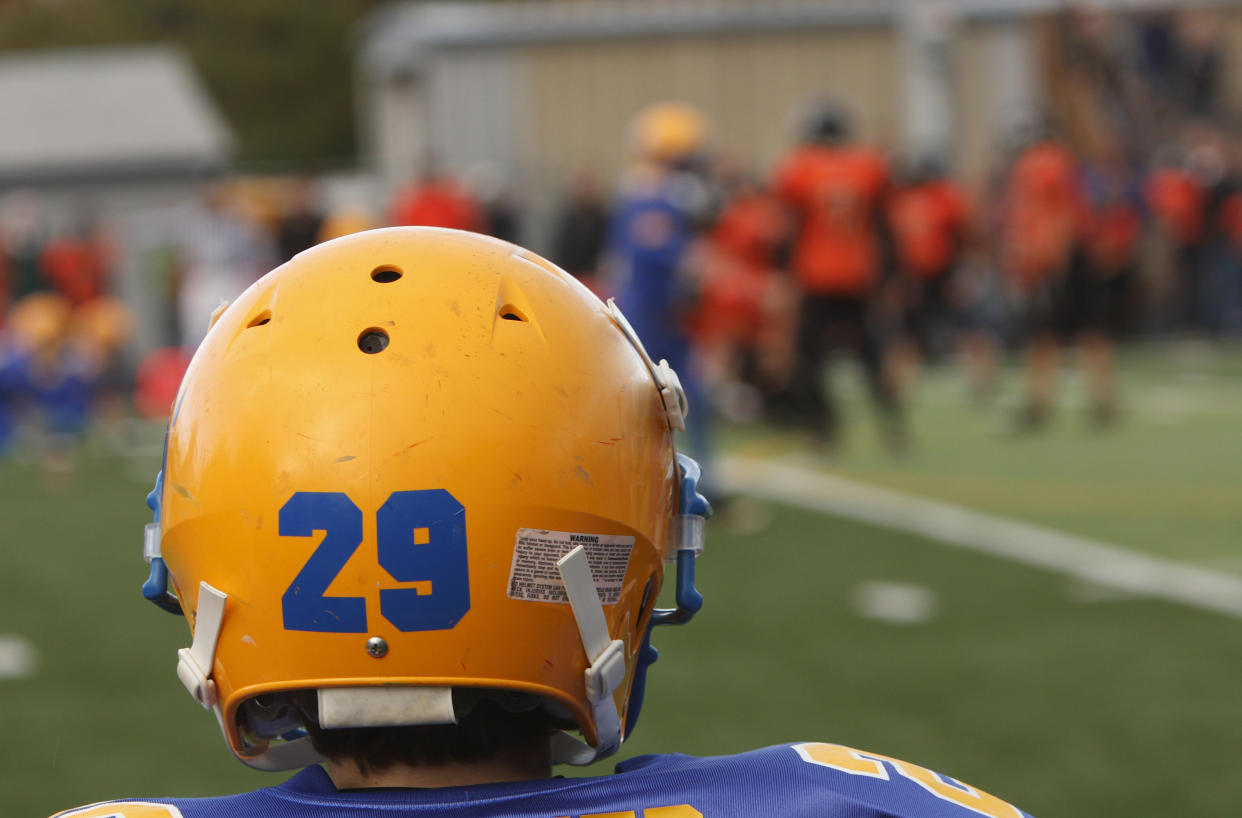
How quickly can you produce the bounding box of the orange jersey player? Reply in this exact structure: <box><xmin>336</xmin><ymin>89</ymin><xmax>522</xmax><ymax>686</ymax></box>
<box><xmin>884</xmin><ymin>160</ymin><xmax>972</xmax><ymax>369</ymax></box>
<box><xmin>39</xmin><ymin>230</ymin><xmax>112</xmax><ymax>307</ymax></box>
<box><xmin>767</xmin><ymin>104</ymin><xmax>904</xmax><ymax>451</ymax></box>
<box><xmin>693</xmin><ymin>182</ymin><xmax>785</xmax><ymax>348</ymax></box>
<box><xmin>1001</xmin><ymin>140</ymin><xmax>1081</xmax><ymax>289</ymax></box>
<box><xmin>390</xmin><ymin>172</ymin><xmax>484</xmax><ymax>232</ymax></box>
<box><xmin>774</xmin><ymin>140</ymin><xmax>889</xmax><ymax>296</ymax></box>
<box><xmin>887</xmin><ymin>175</ymin><xmax>970</xmax><ymax>282</ymax></box>
<box><xmin>1146</xmin><ymin>166</ymin><xmax>1207</xmax><ymax>248</ymax></box>
<box><xmin>1078</xmin><ymin>189</ymin><xmax>1142</xmax><ymax>276</ymax></box>
<box><xmin>1217</xmin><ymin>191</ymin><xmax>1242</xmax><ymax>254</ymax></box>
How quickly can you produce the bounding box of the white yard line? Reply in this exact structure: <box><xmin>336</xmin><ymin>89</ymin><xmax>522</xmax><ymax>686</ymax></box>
<box><xmin>0</xmin><ymin>634</ymin><xmax>37</xmax><ymax>679</ymax></box>
<box><xmin>718</xmin><ymin>454</ymin><xmax>1242</xmax><ymax>619</ymax></box>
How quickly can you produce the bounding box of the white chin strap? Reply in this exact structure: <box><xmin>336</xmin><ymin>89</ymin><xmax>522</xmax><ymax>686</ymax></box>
<box><xmin>178</xmin><ymin>551</ymin><xmax>630</xmax><ymax>770</ymax></box>
<box><xmin>551</xmin><ymin>545</ymin><xmax>626</xmax><ymax>765</ymax></box>
<box><xmin>177</xmin><ymin>581</ymin><xmax>227</xmax><ymax>712</ymax></box>
<box><xmin>176</xmin><ymin>581</ymin><xmax>322</xmax><ymax>771</ymax></box>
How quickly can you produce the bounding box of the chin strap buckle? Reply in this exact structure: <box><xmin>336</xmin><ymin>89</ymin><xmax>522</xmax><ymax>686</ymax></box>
<box><xmin>654</xmin><ymin>359</ymin><xmax>688</xmax><ymax>431</ymax></box>
<box><xmin>584</xmin><ymin>638</ymin><xmax>626</xmax><ymax>706</ymax></box>
<box><xmin>553</xmin><ymin>545</ymin><xmax>625</xmax><ymax>764</ymax></box>
<box><xmin>605</xmin><ymin>298</ymin><xmax>688</xmax><ymax>431</ymax></box>
<box><xmin>176</xmin><ymin>581</ymin><xmax>227</xmax><ymax>709</ymax></box>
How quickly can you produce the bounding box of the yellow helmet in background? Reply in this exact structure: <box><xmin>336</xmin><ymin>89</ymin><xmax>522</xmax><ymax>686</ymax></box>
<box><xmin>143</xmin><ymin>227</ymin><xmax>709</xmax><ymax>771</ymax></box>
<box><xmin>70</xmin><ymin>296</ymin><xmax>134</xmax><ymax>355</ymax></box>
<box><xmin>629</xmin><ymin>101</ymin><xmax>710</xmax><ymax>164</ymax></box>
<box><xmin>317</xmin><ymin>207</ymin><xmax>376</xmax><ymax>243</ymax></box>
<box><xmin>6</xmin><ymin>292</ymin><xmax>71</xmax><ymax>351</ymax></box>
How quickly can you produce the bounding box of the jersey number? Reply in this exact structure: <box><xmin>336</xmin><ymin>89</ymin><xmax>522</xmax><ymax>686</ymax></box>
<box><xmin>280</xmin><ymin>490</ymin><xmax>469</xmax><ymax>633</ymax></box>
<box><xmin>795</xmin><ymin>743</ymin><xmax>1023</xmax><ymax>818</ymax></box>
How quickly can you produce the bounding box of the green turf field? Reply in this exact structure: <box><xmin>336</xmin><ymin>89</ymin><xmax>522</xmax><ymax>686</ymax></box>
<box><xmin>724</xmin><ymin>340</ymin><xmax>1242</xmax><ymax>566</ymax></box>
<box><xmin>2</xmin><ymin>344</ymin><xmax>1240</xmax><ymax>817</ymax></box>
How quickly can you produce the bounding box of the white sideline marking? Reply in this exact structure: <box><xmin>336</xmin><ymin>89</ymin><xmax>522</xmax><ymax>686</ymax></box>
<box><xmin>0</xmin><ymin>634</ymin><xmax>38</xmax><ymax>679</ymax></box>
<box><xmin>851</xmin><ymin>580</ymin><xmax>939</xmax><ymax>625</ymax></box>
<box><xmin>719</xmin><ymin>455</ymin><xmax>1242</xmax><ymax>619</ymax></box>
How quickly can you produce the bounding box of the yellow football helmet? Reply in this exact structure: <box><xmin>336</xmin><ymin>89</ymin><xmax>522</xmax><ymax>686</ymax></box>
<box><xmin>142</xmin><ymin>227</ymin><xmax>709</xmax><ymax>770</ymax></box>
<box><xmin>629</xmin><ymin>101</ymin><xmax>710</xmax><ymax>165</ymax></box>
<box><xmin>70</xmin><ymin>297</ymin><xmax>134</xmax><ymax>353</ymax></box>
<box><xmin>5</xmin><ymin>292</ymin><xmax>71</xmax><ymax>352</ymax></box>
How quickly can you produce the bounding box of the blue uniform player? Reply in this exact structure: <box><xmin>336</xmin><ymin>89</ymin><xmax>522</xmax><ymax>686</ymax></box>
<box><xmin>0</xmin><ymin>340</ymin><xmax>25</xmax><ymax>452</ymax></box>
<box><xmin>607</xmin><ymin>102</ymin><xmax>718</xmax><ymax>474</ymax></box>
<box><xmin>54</xmin><ymin>227</ymin><xmax>1032</xmax><ymax>818</ymax></box>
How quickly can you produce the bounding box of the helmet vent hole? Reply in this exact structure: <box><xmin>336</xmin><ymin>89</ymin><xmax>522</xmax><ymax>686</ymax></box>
<box><xmin>371</xmin><ymin>266</ymin><xmax>402</xmax><ymax>283</ymax></box>
<box><xmin>357</xmin><ymin>327</ymin><xmax>390</xmax><ymax>354</ymax></box>
<box><xmin>246</xmin><ymin>310</ymin><xmax>272</xmax><ymax>329</ymax></box>
<box><xmin>499</xmin><ymin>305</ymin><xmax>527</xmax><ymax>322</ymax></box>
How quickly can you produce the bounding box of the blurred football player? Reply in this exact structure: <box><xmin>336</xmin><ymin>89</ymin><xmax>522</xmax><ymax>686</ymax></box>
<box><xmin>551</xmin><ymin>166</ymin><xmax>611</xmax><ymax>291</ymax></box>
<box><xmin>0</xmin><ymin>189</ymin><xmax>49</xmax><ymax>302</ymax></box>
<box><xmin>177</xmin><ymin>183</ymin><xmax>277</xmax><ymax>350</ymax></box>
<box><xmin>10</xmin><ymin>294</ymin><xmax>132</xmax><ymax>446</ymax></box>
<box><xmin>318</xmin><ymin>206</ymin><xmax>378</xmax><ymax>244</ymax></box>
<box><xmin>1145</xmin><ymin>145</ymin><xmax>1208</xmax><ymax>330</ymax></box>
<box><xmin>389</xmin><ymin>160</ymin><xmax>485</xmax><ymax>233</ymax></box>
<box><xmin>771</xmin><ymin>102</ymin><xmax>905</xmax><ymax>452</ymax></box>
<box><xmin>133</xmin><ymin>346</ymin><xmax>194</xmax><ymax>422</ymax></box>
<box><xmin>1</xmin><ymin>292</ymin><xmax>88</xmax><ymax>478</ymax></box>
<box><xmin>1071</xmin><ymin>133</ymin><xmax>1143</xmax><ymax>425</ymax></box>
<box><xmin>999</xmin><ymin>119</ymin><xmax>1081</xmax><ymax>430</ymax></box>
<box><xmin>0</xmin><ymin>296</ymin><xmax>41</xmax><ymax>453</ymax></box>
<box><xmin>63</xmin><ymin>296</ymin><xmax>136</xmax><ymax>440</ymax></box>
<box><xmin>53</xmin><ymin>228</ymin><xmax>1034</xmax><ymax>818</ymax></box>
<box><xmin>692</xmin><ymin>164</ymin><xmax>788</xmax><ymax>421</ymax></box>
<box><xmin>885</xmin><ymin>153</ymin><xmax>971</xmax><ymax>389</ymax></box>
<box><xmin>276</xmin><ymin>177</ymin><xmax>326</xmax><ymax>263</ymax></box>
<box><xmin>605</xmin><ymin>101</ymin><xmax>718</xmax><ymax>482</ymax></box>
<box><xmin>39</xmin><ymin>212</ymin><xmax>114</xmax><ymax>308</ymax></box>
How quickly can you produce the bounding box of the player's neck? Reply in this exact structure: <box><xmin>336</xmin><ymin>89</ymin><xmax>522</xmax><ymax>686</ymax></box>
<box><xmin>326</xmin><ymin>748</ymin><xmax>553</xmax><ymax>790</ymax></box>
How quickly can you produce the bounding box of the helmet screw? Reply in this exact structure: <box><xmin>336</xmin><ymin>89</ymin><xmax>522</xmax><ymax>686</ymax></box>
<box><xmin>365</xmin><ymin>636</ymin><xmax>388</xmax><ymax>658</ymax></box>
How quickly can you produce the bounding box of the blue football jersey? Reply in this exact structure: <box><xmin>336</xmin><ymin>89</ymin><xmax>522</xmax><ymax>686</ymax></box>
<box><xmin>607</xmin><ymin>169</ymin><xmax>705</xmax><ymax>370</ymax></box>
<box><xmin>52</xmin><ymin>742</ymin><xmax>1034</xmax><ymax>818</ymax></box>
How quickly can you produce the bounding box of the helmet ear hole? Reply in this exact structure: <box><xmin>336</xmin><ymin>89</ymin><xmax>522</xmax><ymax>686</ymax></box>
<box><xmin>246</xmin><ymin>310</ymin><xmax>272</xmax><ymax>329</ymax></box>
<box><xmin>357</xmin><ymin>328</ymin><xmax>390</xmax><ymax>354</ymax></box>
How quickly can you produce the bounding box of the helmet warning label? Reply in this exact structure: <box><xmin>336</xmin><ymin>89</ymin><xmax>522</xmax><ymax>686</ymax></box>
<box><xmin>507</xmin><ymin>528</ymin><xmax>634</xmax><ymax>605</ymax></box>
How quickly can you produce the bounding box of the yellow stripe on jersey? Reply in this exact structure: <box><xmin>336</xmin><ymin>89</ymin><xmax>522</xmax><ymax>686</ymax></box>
<box><xmin>646</xmin><ymin>807</ymin><xmax>704</xmax><ymax>817</ymax></box>
<box><xmin>50</xmin><ymin>802</ymin><xmax>184</xmax><ymax>818</ymax></box>
<box><xmin>558</xmin><ymin>807</ymin><xmax>702</xmax><ymax>818</ymax></box>
<box><xmin>794</xmin><ymin>742</ymin><xmax>1024</xmax><ymax>818</ymax></box>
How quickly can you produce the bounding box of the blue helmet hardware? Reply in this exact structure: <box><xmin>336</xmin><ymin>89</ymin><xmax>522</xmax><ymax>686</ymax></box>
<box><xmin>142</xmin><ymin>431</ymin><xmax>183</xmax><ymax>615</ymax></box>
<box><xmin>625</xmin><ymin>452</ymin><xmax>711</xmax><ymax>737</ymax></box>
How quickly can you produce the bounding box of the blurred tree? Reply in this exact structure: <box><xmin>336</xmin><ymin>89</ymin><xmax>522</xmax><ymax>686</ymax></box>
<box><xmin>0</xmin><ymin>0</ymin><xmax>384</xmax><ymax>168</ymax></box>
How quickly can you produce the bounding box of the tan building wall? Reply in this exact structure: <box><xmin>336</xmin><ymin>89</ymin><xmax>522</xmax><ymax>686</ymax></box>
<box><xmin>520</xmin><ymin>28</ymin><xmax>902</xmax><ymax>184</ymax></box>
<box><xmin>361</xmin><ymin>7</ymin><xmax>1047</xmax><ymax>231</ymax></box>
<box><xmin>359</xmin><ymin>1</ymin><xmax>1242</xmax><ymax>245</ymax></box>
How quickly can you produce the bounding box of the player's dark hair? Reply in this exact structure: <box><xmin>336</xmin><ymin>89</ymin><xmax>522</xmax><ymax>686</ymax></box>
<box><xmin>804</xmin><ymin>103</ymin><xmax>849</xmax><ymax>145</ymax></box>
<box><xmin>292</xmin><ymin>690</ymin><xmax>563</xmax><ymax>775</ymax></box>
